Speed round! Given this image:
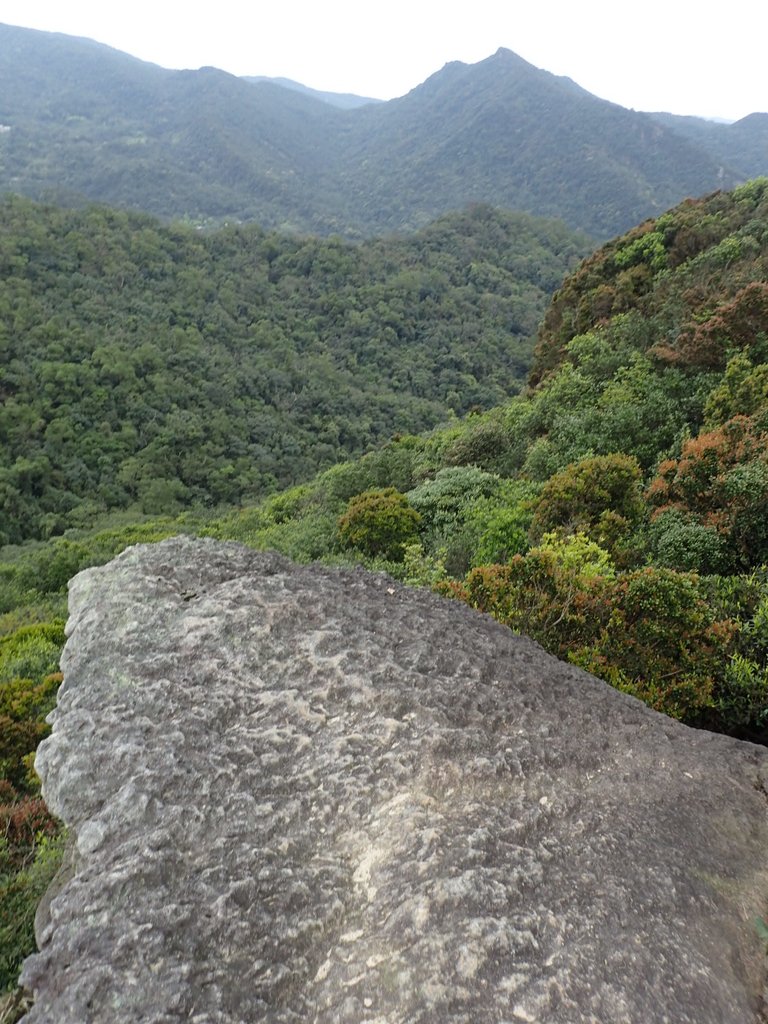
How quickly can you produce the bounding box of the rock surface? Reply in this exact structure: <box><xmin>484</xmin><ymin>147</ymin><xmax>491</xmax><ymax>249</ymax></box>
<box><xmin>19</xmin><ymin>536</ymin><xmax>768</xmax><ymax>1023</ymax></box>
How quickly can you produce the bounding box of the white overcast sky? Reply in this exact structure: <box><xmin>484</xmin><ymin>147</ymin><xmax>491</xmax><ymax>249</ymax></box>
<box><xmin>1</xmin><ymin>0</ymin><xmax>764</xmax><ymax>121</ymax></box>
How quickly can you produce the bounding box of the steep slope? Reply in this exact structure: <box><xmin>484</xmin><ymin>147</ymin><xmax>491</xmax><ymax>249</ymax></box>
<box><xmin>531</xmin><ymin>178</ymin><xmax>768</xmax><ymax>381</ymax></box>
<box><xmin>4</xmin><ymin>182</ymin><xmax>768</xmax><ymax>1001</ymax></box>
<box><xmin>18</xmin><ymin>536</ymin><xmax>768</xmax><ymax>1024</ymax></box>
<box><xmin>194</xmin><ymin>179</ymin><xmax>768</xmax><ymax>738</ymax></box>
<box><xmin>0</xmin><ymin>25</ymin><xmax>763</xmax><ymax>238</ymax></box>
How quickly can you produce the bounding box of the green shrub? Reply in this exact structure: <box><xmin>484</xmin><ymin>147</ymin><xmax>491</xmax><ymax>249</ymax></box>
<box><xmin>319</xmin><ymin>444</ymin><xmax>418</xmax><ymax>507</ymax></box>
<box><xmin>534</xmin><ymin>531</ymin><xmax>616</xmax><ymax>581</ymax></box>
<box><xmin>461</xmin><ymin>551</ymin><xmax>610</xmax><ymax>658</ymax></box>
<box><xmin>246</xmin><ymin>512</ymin><xmax>339</xmax><ymax>563</ymax></box>
<box><xmin>402</xmin><ymin>543</ymin><xmax>448</xmax><ymax>588</ymax></box>
<box><xmin>529</xmin><ymin>452</ymin><xmax>644</xmax><ymax>545</ymax></box>
<box><xmin>338</xmin><ymin>488</ymin><xmax>421</xmax><ymax>562</ymax></box>
<box><xmin>647</xmin><ymin>508</ymin><xmax>728</xmax><ymax>574</ymax></box>
<box><xmin>570</xmin><ymin>568</ymin><xmax>734</xmax><ymax>723</ymax></box>
<box><xmin>717</xmin><ymin>655</ymin><xmax>768</xmax><ymax>735</ymax></box>
<box><xmin>407</xmin><ymin>466</ymin><xmax>501</xmax><ymax>533</ymax></box>
<box><xmin>0</xmin><ymin>623</ymin><xmax>66</xmax><ymax>685</ymax></box>
<box><xmin>404</xmin><ymin>467</ymin><xmax>504</xmax><ymax>575</ymax></box>
<box><xmin>466</xmin><ymin>484</ymin><xmax>538</xmax><ymax>566</ymax></box>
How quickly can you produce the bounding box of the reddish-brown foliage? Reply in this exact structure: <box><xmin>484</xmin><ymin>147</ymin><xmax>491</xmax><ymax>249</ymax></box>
<box><xmin>674</xmin><ymin>283</ymin><xmax>768</xmax><ymax>368</ymax></box>
<box><xmin>648</xmin><ymin>417</ymin><xmax>768</xmax><ymax>516</ymax></box>
<box><xmin>647</xmin><ymin>415</ymin><xmax>768</xmax><ymax>565</ymax></box>
<box><xmin>0</xmin><ymin>795</ymin><xmax>58</xmax><ymax>868</ymax></box>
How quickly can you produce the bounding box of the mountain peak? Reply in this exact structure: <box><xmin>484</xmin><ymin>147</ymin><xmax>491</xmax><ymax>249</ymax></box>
<box><xmin>491</xmin><ymin>46</ymin><xmax>523</xmax><ymax>60</ymax></box>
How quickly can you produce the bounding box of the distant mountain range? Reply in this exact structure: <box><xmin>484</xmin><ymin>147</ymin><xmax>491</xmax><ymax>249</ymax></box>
<box><xmin>0</xmin><ymin>23</ymin><xmax>766</xmax><ymax>238</ymax></box>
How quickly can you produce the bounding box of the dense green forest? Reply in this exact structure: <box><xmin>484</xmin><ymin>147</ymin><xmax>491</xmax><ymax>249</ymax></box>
<box><xmin>0</xmin><ymin>197</ymin><xmax>588</xmax><ymax>546</ymax></box>
<box><xmin>2</xmin><ymin>24</ymin><xmax>764</xmax><ymax>238</ymax></box>
<box><xmin>3</xmin><ymin>181</ymin><xmax>768</xmax><ymax>1009</ymax></box>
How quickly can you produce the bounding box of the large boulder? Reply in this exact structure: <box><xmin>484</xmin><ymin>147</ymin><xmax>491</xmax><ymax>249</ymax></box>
<box><xmin>19</xmin><ymin>536</ymin><xmax>768</xmax><ymax>1022</ymax></box>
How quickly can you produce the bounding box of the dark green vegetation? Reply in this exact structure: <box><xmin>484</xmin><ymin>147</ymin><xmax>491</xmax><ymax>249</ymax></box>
<box><xmin>0</xmin><ymin>196</ymin><xmax>588</xmax><ymax>546</ymax></box>
<box><xmin>2</xmin><ymin>24</ymin><xmax>765</xmax><ymax>238</ymax></box>
<box><xmin>334</xmin><ymin>52</ymin><xmax>750</xmax><ymax>240</ymax></box>
<box><xmin>3</xmin><ymin>181</ymin><xmax>768</xmax><ymax>1000</ymax></box>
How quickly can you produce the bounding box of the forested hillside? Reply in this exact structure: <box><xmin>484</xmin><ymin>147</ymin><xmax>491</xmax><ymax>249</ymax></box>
<box><xmin>3</xmin><ymin>180</ymin><xmax>768</xmax><ymax>1003</ymax></box>
<box><xmin>0</xmin><ymin>25</ymin><xmax>346</xmax><ymax>232</ymax></box>
<box><xmin>1</xmin><ymin>24</ymin><xmax>762</xmax><ymax>238</ymax></box>
<box><xmin>194</xmin><ymin>180</ymin><xmax>768</xmax><ymax>740</ymax></box>
<box><xmin>0</xmin><ymin>197</ymin><xmax>588</xmax><ymax>545</ymax></box>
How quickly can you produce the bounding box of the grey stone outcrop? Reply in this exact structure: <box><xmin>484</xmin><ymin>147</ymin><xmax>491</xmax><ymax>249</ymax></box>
<box><xmin>19</xmin><ymin>536</ymin><xmax>768</xmax><ymax>1022</ymax></box>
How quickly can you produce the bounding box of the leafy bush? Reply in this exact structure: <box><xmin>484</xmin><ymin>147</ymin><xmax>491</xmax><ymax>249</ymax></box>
<box><xmin>465</xmin><ymin>480</ymin><xmax>540</xmax><ymax>566</ymax></box>
<box><xmin>405</xmin><ymin>466</ymin><xmax>504</xmax><ymax>574</ymax></box>
<box><xmin>647</xmin><ymin>509</ymin><xmax>728</xmax><ymax>574</ymax></box>
<box><xmin>704</xmin><ymin>354</ymin><xmax>768</xmax><ymax>426</ymax></box>
<box><xmin>461</xmin><ymin>550</ymin><xmax>610</xmax><ymax>658</ymax></box>
<box><xmin>535</xmin><ymin>531</ymin><xmax>616</xmax><ymax>581</ymax></box>
<box><xmin>570</xmin><ymin>568</ymin><xmax>734</xmax><ymax>723</ymax></box>
<box><xmin>338</xmin><ymin>488</ymin><xmax>421</xmax><ymax>561</ymax></box>
<box><xmin>614</xmin><ymin>229</ymin><xmax>667</xmax><ymax>273</ymax></box>
<box><xmin>0</xmin><ymin>623</ymin><xmax>66</xmax><ymax>685</ymax></box>
<box><xmin>717</xmin><ymin>655</ymin><xmax>768</xmax><ymax>736</ymax></box>
<box><xmin>529</xmin><ymin>452</ymin><xmax>644</xmax><ymax>553</ymax></box>
<box><xmin>242</xmin><ymin>512</ymin><xmax>340</xmax><ymax>563</ymax></box>
<box><xmin>407</xmin><ymin>466</ymin><xmax>502</xmax><ymax>531</ymax></box>
<box><xmin>442</xmin><ymin>406</ymin><xmax>530</xmax><ymax>476</ymax></box>
<box><xmin>647</xmin><ymin>415</ymin><xmax>768</xmax><ymax>568</ymax></box>
<box><xmin>11</xmin><ymin>541</ymin><xmax>90</xmax><ymax>597</ymax></box>
<box><xmin>401</xmin><ymin>543</ymin><xmax>448</xmax><ymax>588</ymax></box>
<box><xmin>0</xmin><ymin>622</ymin><xmax>66</xmax><ymax>999</ymax></box>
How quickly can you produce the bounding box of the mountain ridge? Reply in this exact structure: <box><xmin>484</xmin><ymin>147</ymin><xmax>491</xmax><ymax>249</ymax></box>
<box><xmin>1</xmin><ymin>22</ymin><xmax>765</xmax><ymax>238</ymax></box>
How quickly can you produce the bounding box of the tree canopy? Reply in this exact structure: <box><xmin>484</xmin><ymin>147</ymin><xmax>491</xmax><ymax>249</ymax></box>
<box><xmin>0</xmin><ymin>197</ymin><xmax>588</xmax><ymax>544</ymax></box>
